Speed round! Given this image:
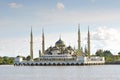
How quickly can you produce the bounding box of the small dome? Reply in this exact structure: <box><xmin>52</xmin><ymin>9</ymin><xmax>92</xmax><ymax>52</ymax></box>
<box><xmin>67</xmin><ymin>45</ymin><xmax>73</xmax><ymax>50</ymax></box>
<box><xmin>55</xmin><ymin>38</ymin><xmax>65</xmax><ymax>47</ymax></box>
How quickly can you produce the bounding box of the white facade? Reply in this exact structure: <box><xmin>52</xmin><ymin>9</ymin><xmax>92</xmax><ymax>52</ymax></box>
<box><xmin>84</xmin><ymin>57</ymin><xmax>105</xmax><ymax>64</ymax></box>
<box><xmin>14</xmin><ymin>57</ymin><xmax>23</xmax><ymax>63</ymax></box>
<box><xmin>14</xmin><ymin>55</ymin><xmax>105</xmax><ymax>66</ymax></box>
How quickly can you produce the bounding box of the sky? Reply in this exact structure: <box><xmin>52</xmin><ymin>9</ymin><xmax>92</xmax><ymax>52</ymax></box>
<box><xmin>0</xmin><ymin>0</ymin><xmax>120</xmax><ymax>58</ymax></box>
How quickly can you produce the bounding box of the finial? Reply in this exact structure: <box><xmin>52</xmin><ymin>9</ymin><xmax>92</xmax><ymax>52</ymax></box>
<box><xmin>59</xmin><ymin>34</ymin><xmax>61</xmax><ymax>40</ymax></box>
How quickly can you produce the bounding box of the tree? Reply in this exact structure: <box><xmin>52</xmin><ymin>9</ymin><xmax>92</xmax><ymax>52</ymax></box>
<box><xmin>118</xmin><ymin>52</ymin><xmax>120</xmax><ymax>56</ymax></box>
<box><xmin>2</xmin><ymin>56</ymin><xmax>14</xmax><ymax>64</ymax></box>
<box><xmin>0</xmin><ymin>56</ymin><xmax>3</xmax><ymax>64</ymax></box>
<box><xmin>95</xmin><ymin>49</ymin><xmax>104</xmax><ymax>57</ymax></box>
<box><xmin>95</xmin><ymin>50</ymin><xmax>114</xmax><ymax>62</ymax></box>
<box><xmin>3</xmin><ymin>56</ymin><xmax>9</xmax><ymax>64</ymax></box>
<box><xmin>26</xmin><ymin>55</ymin><xmax>31</xmax><ymax>61</ymax></box>
<box><xmin>103</xmin><ymin>50</ymin><xmax>114</xmax><ymax>62</ymax></box>
<box><xmin>8</xmin><ymin>57</ymin><xmax>14</xmax><ymax>64</ymax></box>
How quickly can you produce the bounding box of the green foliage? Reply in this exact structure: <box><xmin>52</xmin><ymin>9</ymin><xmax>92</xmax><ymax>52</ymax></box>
<box><xmin>118</xmin><ymin>52</ymin><xmax>120</xmax><ymax>55</ymax></box>
<box><xmin>95</xmin><ymin>50</ymin><xmax>114</xmax><ymax>62</ymax></box>
<box><xmin>0</xmin><ymin>56</ymin><xmax>3</xmax><ymax>64</ymax></box>
<box><xmin>95</xmin><ymin>49</ymin><xmax>104</xmax><ymax>57</ymax></box>
<box><xmin>104</xmin><ymin>50</ymin><xmax>114</xmax><ymax>62</ymax></box>
<box><xmin>0</xmin><ymin>56</ymin><xmax>14</xmax><ymax>65</ymax></box>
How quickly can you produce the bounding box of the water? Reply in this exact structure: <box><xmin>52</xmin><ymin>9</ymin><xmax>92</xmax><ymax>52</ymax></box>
<box><xmin>0</xmin><ymin>65</ymin><xmax>120</xmax><ymax>80</ymax></box>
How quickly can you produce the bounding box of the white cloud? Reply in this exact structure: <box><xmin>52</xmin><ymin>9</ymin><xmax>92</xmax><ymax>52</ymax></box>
<box><xmin>8</xmin><ymin>2</ymin><xmax>23</xmax><ymax>8</ymax></box>
<box><xmin>56</xmin><ymin>2</ymin><xmax>64</xmax><ymax>10</ymax></box>
<box><xmin>92</xmin><ymin>27</ymin><xmax>120</xmax><ymax>41</ymax></box>
<box><xmin>91</xmin><ymin>27</ymin><xmax>120</xmax><ymax>54</ymax></box>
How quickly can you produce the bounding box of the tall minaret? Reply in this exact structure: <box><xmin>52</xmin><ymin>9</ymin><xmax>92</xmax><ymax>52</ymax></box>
<box><xmin>39</xmin><ymin>50</ymin><xmax>41</xmax><ymax>57</ymax></box>
<box><xmin>42</xmin><ymin>28</ymin><xmax>45</xmax><ymax>54</ymax></box>
<box><xmin>39</xmin><ymin>50</ymin><xmax>41</xmax><ymax>61</ymax></box>
<box><xmin>78</xmin><ymin>24</ymin><xmax>82</xmax><ymax>56</ymax></box>
<box><xmin>30</xmin><ymin>27</ymin><xmax>33</xmax><ymax>61</ymax></box>
<box><xmin>87</xmin><ymin>26</ymin><xmax>90</xmax><ymax>58</ymax></box>
<box><xmin>78</xmin><ymin>24</ymin><xmax>81</xmax><ymax>51</ymax></box>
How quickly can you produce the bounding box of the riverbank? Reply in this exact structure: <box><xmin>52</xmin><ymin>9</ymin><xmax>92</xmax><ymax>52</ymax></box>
<box><xmin>105</xmin><ymin>61</ymin><xmax>120</xmax><ymax>64</ymax></box>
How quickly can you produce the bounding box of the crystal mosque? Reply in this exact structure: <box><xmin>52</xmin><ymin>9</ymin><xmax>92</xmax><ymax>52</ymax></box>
<box><xmin>14</xmin><ymin>24</ymin><xmax>105</xmax><ymax>66</ymax></box>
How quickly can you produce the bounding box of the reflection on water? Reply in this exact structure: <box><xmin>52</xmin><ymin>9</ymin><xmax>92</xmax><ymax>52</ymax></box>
<box><xmin>0</xmin><ymin>65</ymin><xmax>120</xmax><ymax>80</ymax></box>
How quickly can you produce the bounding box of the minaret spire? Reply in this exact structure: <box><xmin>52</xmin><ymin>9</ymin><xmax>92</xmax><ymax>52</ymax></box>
<box><xmin>30</xmin><ymin>27</ymin><xmax>33</xmax><ymax>61</ymax></box>
<box><xmin>39</xmin><ymin>50</ymin><xmax>41</xmax><ymax>61</ymax></box>
<box><xmin>87</xmin><ymin>26</ymin><xmax>90</xmax><ymax>58</ymax></box>
<box><xmin>42</xmin><ymin>28</ymin><xmax>45</xmax><ymax>54</ymax></box>
<box><xmin>78</xmin><ymin>24</ymin><xmax>82</xmax><ymax>56</ymax></box>
<box><xmin>78</xmin><ymin>24</ymin><xmax>81</xmax><ymax>51</ymax></box>
<box><xmin>59</xmin><ymin>34</ymin><xmax>61</xmax><ymax>40</ymax></box>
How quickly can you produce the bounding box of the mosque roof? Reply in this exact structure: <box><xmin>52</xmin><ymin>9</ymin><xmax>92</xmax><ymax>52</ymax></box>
<box><xmin>55</xmin><ymin>38</ymin><xmax>65</xmax><ymax>46</ymax></box>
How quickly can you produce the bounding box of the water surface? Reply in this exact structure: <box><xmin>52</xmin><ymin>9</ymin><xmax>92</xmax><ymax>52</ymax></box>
<box><xmin>0</xmin><ymin>65</ymin><xmax>120</xmax><ymax>80</ymax></box>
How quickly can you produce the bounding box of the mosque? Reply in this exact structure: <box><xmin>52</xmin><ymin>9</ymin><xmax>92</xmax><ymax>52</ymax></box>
<box><xmin>14</xmin><ymin>24</ymin><xmax>105</xmax><ymax>66</ymax></box>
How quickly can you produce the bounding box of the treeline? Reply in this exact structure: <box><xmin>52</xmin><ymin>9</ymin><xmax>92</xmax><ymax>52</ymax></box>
<box><xmin>95</xmin><ymin>49</ymin><xmax>120</xmax><ymax>62</ymax></box>
<box><xmin>0</xmin><ymin>56</ymin><xmax>14</xmax><ymax>65</ymax></box>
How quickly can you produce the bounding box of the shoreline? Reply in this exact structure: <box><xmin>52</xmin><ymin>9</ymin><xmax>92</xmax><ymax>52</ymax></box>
<box><xmin>1</xmin><ymin>62</ymin><xmax>120</xmax><ymax>66</ymax></box>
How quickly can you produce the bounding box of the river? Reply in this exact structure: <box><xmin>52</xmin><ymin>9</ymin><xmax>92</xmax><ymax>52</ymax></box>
<box><xmin>0</xmin><ymin>65</ymin><xmax>119</xmax><ymax>80</ymax></box>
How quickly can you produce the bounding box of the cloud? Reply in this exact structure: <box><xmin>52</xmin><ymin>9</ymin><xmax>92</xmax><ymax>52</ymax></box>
<box><xmin>8</xmin><ymin>2</ymin><xmax>23</xmax><ymax>8</ymax></box>
<box><xmin>91</xmin><ymin>27</ymin><xmax>120</xmax><ymax>54</ymax></box>
<box><xmin>92</xmin><ymin>27</ymin><xmax>120</xmax><ymax>40</ymax></box>
<box><xmin>56</xmin><ymin>2</ymin><xmax>64</xmax><ymax>10</ymax></box>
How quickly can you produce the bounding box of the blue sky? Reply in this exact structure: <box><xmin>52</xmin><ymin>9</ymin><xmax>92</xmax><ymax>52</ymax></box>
<box><xmin>0</xmin><ymin>0</ymin><xmax>120</xmax><ymax>57</ymax></box>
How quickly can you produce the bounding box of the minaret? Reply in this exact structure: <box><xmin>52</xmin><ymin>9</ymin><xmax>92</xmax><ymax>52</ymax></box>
<box><xmin>39</xmin><ymin>50</ymin><xmax>41</xmax><ymax>57</ymax></box>
<box><xmin>84</xmin><ymin>45</ymin><xmax>88</xmax><ymax>56</ymax></box>
<box><xmin>78</xmin><ymin>24</ymin><xmax>82</xmax><ymax>56</ymax></box>
<box><xmin>39</xmin><ymin>50</ymin><xmax>41</xmax><ymax>61</ymax></box>
<box><xmin>42</xmin><ymin>28</ymin><xmax>45</xmax><ymax>54</ymax></box>
<box><xmin>78</xmin><ymin>24</ymin><xmax>81</xmax><ymax>51</ymax></box>
<box><xmin>59</xmin><ymin>34</ymin><xmax>61</xmax><ymax>40</ymax></box>
<box><xmin>30</xmin><ymin>27</ymin><xmax>33</xmax><ymax>61</ymax></box>
<box><xmin>87</xmin><ymin>26</ymin><xmax>90</xmax><ymax>58</ymax></box>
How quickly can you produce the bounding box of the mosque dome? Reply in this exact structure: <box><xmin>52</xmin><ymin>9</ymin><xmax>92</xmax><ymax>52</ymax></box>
<box><xmin>67</xmin><ymin>45</ymin><xmax>73</xmax><ymax>50</ymax></box>
<box><xmin>55</xmin><ymin>38</ymin><xmax>65</xmax><ymax>47</ymax></box>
